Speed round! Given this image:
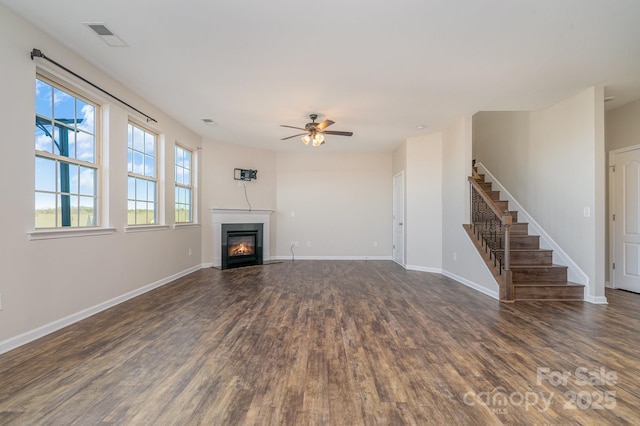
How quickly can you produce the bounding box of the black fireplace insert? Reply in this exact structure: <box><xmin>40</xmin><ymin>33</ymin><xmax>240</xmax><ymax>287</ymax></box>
<box><xmin>221</xmin><ymin>223</ymin><xmax>263</xmax><ymax>269</ymax></box>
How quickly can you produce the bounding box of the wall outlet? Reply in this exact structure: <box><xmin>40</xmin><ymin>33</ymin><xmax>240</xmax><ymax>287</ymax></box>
<box><xmin>0</xmin><ymin>292</ymin><xmax>3</xmax><ymax>311</ymax></box>
<box><xmin>307</xmin><ymin>241</ymin><xmax>311</xmax><ymax>247</ymax></box>
<box><xmin>373</xmin><ymin>241</ymin><xmax>378</xmax><ymax>247</ymax></box>
<box><xmin>294</xmin><ymin>241</ymin><xmax>299</xmax><ymax>247</ymax></box>
<box><xmin>290</xmin><ymin>211</ymin><xmax>295</xmax><ymax>218</ymax></box>
<box><xmin>188</xmin><ymin>248</ymin><xmax>192</xmax><ymax>257</ymax></box>
<box><xmin>453</xmin><ymin>252</ymin><xmax>457</xmax><ymax>261</ymax></box>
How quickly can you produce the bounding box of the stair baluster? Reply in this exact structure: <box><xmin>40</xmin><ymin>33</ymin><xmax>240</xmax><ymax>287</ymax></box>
<box><xmin>468</xmin><ymin>176</ymin><xmax>514</xmax><ymax>300</ymax></box>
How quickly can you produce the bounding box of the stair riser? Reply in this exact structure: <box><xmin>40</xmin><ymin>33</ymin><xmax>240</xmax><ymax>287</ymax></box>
<box><xmin>510</xmin><ymin>236</ymin><xmax>540</xmax><ymax>249</ymax></box>
<box><xmin>510</xmin><ymin>223</ymin><xmax>528</xmax><ymax>234</ymax></box>
<box><xmin>514</xmin><ymin>286</ymin><xmax>584</xmax><ymax>300</ymax></box>
<box><xmin>512</xmin><ymin>268</ymin><xmax>567</xmax><ymax>282</ymax></box>
<box><xmin>510</xmin><ymin>251</ymin><xmax>553</xmax><ymax>265</ymax></box>
<box><xmin>469</xmin><ymin>233</ymin><xmax>540</xmax><ymax>251</ymax></box>
<box><xmin>486</xmin><ymin>191</ymin><xmax>501</xmax><ymax>201</ymax></box>
<box><xmin>494</xmin><ymin>201</ymin><xmax>509</xmax><ymax>211</ymax></box>
<box><xmin>473</xmin><ymin>223</ymin><xmax>529</xmax><ymax>235</ymax></box>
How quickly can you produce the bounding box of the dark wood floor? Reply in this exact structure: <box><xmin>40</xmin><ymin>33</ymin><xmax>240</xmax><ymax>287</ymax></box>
<box><xmin>1</xmin><ymin>261</ymin><xmax>639</xmax><ymax>425</ymax></box>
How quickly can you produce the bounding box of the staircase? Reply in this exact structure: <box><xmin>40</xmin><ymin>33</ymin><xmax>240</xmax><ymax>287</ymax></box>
<box><xmin>464</xmin><ymin>167</ymin><xmax>584</xmax><ymax>302</ymax></box>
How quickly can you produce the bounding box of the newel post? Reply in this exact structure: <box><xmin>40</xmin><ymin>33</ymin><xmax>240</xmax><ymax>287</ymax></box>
<box><xmin>501</xmin><ymin>211</ymin><xmax>514</xmax><ymax>302</ymax></box>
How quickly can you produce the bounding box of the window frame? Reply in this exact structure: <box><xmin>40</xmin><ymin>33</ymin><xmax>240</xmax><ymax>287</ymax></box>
<box><xmin>174</xmin><ymin>144</ymin><xmax>194</xmax><ymax>224</ymax></box>
<box><xmin>127</xmin><ymin>121</ymin><xmax>159</xmax><ymax>226</ymax></box>
<box><xmin>34</xmin><ymin>74</ymin><xmax>101</xmax><ymax>230</ymax></box>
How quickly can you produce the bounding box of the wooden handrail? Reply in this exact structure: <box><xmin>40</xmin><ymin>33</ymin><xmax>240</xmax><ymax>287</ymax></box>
<box><xmin>468</xmin><ymin>175</ymin><xmax>514</xmax><ymax>301</ymax></box>
<box><xmin>468</xmin><ymin>176</ymin><xmax>513</xmax><ymax>226</ymax></box>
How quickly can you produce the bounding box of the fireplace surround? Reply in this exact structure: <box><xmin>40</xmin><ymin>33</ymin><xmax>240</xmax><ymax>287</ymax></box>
<box><xmin>211</xmin><ymin>209</ymin><xmax>272</xmax><ymax>269</ymax></box>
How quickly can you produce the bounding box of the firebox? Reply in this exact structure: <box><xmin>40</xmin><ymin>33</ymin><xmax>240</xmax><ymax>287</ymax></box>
<box><xmin>221</xmin><ymin>223</ymin><xmax>263</xmax><ymax>269</ymax></box>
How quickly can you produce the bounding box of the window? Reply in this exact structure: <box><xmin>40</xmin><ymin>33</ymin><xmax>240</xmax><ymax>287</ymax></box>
<box><xmin>127</xmin><ymin>122</ymin><xmax>158</xmax><ymax>225</ymax></box>
<box><xmin>35</xmin><ymin>76</ymin><xmax>98</xmax><ymax>228</ymax></box>
<box><xmin>174</xmin><ymin>145</ymin><xmax>193</xmax><ymax>223</ymax></box>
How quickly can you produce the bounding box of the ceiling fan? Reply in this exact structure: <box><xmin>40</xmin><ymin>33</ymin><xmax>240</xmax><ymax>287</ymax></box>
<box><xmin>280</xmin><ymin>114</ymin><xmax>353</xmax><ymax>146</ymax></box>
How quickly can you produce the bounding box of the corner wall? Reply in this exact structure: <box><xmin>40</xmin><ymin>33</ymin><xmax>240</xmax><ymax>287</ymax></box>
<box><xmin>200</xmin><ymin>139</ymin><xmax>277</xmax><ymax>265</ymax></box>
<box><xmin>605</xmin><ymin>99</ymin><xmax>640</xmax><ymax>284</ymax></box>
<box><xmin>0</xmin><ymin>5</ymin><xmax>203</xmax><ymax>351</ymax></box>
<box><xmin>441</xmin><ymin>116</ymin><xmax>499</xmax><ymax>297</ymax></box>
<box><xmin>405</xmin><ymin>134</ymin><xmax>443</xmax><ymax>271</ymax></box>
<box><xmin>274</xmin><ymin>151</ymin><xmax>392</xmax><ymax>259</ymax></box>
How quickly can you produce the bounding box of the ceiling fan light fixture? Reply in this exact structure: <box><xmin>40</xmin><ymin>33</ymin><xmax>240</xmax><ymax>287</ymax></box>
<box><xmin>282</xmin><ymin>114</ymin><xmax>352</xmax><ymax>145</ymax></box>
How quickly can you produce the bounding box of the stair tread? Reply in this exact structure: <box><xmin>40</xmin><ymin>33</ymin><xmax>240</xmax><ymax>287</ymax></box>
<box><xmin>496</xmin><ymin>248</ymin><xmax>552</xmax><ymax>253</ymax></box>
<box><xmin>514</xmin><ymin>281</ymin><xmax>585</xmax><ymax>287</ymax></box>
<box><xmin>510</xmin><ymin>264</ymin><xmax>566</xmax><ymax>269</ymax></box>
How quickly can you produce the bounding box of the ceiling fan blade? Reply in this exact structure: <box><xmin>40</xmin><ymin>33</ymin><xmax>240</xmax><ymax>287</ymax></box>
<box><xmin>315</xmin><ymin>119</ymin><xmax>335</xmax><ymax>131</ymax></box>
<box><xmin>323</xmin><ymin>130</ymin><xmax>353</xmax><ymax>137</ymax></box>
<box><xmin>281</xmin><ymin>133</ymin><xmax>308</xmax><ymax>140</ymax></box>
<box><xmin>280</xmin><ymin>125</ymin><xmax>307</xmax><ymax>131</ymax></box>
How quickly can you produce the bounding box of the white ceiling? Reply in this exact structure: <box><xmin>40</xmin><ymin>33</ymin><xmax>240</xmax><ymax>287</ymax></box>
<box><xmin>3</xmin><ymin>0</ymin><xmax>640</xmax><ymax>152</ymax></box>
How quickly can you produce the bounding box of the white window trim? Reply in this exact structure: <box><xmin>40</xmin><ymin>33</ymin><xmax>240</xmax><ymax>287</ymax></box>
<box><xmin>28</xmin><ymin>227</ymin><xmax>116</xmax><ymax>241</ymax></box>
<box><xmin>35</xmin><ymin>73</ymin><xmax>102</xmax><ymax>230</ymax></box>
<box><xmin>124</xmin><ymin>224</ymin><xmax>170</xmax><ymax>233</ymax></box>
<box><xmin>173</xmin><ymin>223</ymin><xmax>200</xmax><ymax>229</ymax></box>
<box><xmin>127</xmin><ymin>121</ymin><xmax>160</xmax><ymax>226</ymax></box>
<box><xmin>174</xmin><ymin>143</ymin><xmax>195</xmax><ymax>224</ymax></box>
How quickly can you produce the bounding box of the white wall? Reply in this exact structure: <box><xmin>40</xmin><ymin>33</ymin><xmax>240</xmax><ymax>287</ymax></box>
<box><xmin>405</xmin><ymin>134</ymin><xmax>443</xmax><ymax>271</ymax></box>
<box><xmin>274</xmin><ymin>152</ymin><xmax>392</xmax><ymax>259</ymax></box>
<box><xmin>473</xmin><ymin>88</ymin><xmax>606</xmax><ymax>301</ymax></box>
<box><xmin>606</xmin><ymin>99</ymin><xmax>640</xmax><ymax>152</ymax></box>
<box><xmin>441</xmin><ymin>116</ymin><xmax>499</xmax><ymax>297</ymax></box>
<box><xmin>0</xmin><ymin>6</ymin><xmax>202</xmax><ymax>351</ymax></box>
<box><xmin>200</xmin><ymin>139</ymin><xmax>277</xmax><ymax>264</ymax></box>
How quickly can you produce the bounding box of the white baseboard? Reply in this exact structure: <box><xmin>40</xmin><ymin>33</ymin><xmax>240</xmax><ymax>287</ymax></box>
<box><xmin>0</xmin><ymin>264</ymin><xmax>202</xmax><ymax>356</ymax></box>
<box><xmin>405</xmin><ymin>265</ymin><xmax>442</xmax><ymax>274</ymax></box>
<box><xmin>585</xmin><ymin>295</ymin><xmax>608</xmax><ymax>304</ymax></box>
<box><xmin>441</xmin><ymin>270</ymin><xmax>500</xmax><ymax>300</ymax></box>
<box><xmin>271</xmin><ymin>255</ymin><xmax>392</xmax><ymax>261</ymax></box>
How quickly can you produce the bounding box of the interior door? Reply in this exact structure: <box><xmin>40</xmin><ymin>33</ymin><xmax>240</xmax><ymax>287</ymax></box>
<box><xmin>613</xmin><ymin>148</ymin><xmax>640</xmax><ymax>293</ymax></box>
<box><xmin>393</xmin><ymin>172</ymin><xmax>405</xmax><ymax>266</ymax></box>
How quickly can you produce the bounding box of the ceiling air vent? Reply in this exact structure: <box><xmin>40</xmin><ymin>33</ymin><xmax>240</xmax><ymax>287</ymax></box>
<box><xmin>84</xmin><ymin>23</ymin><xmax>127</xmax><ymax>47</ymax></box>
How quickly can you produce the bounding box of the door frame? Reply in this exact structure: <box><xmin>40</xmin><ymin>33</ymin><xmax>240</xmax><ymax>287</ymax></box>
<box><xmin>392</xmin><ymin>171</ymin><xmax>405</xmax><ymax>266</ymax></box>
<box><xmin>609</xmin><ymin>144</ymin><xmax>640</xmax><ymax>289</ymax></box>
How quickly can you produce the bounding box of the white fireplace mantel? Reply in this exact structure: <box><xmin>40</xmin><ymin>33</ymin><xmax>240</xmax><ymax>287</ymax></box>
<box><xmin>211</xmin><ymin>209</ymin><xmax>273</xmax><ymax>268</ymax></box>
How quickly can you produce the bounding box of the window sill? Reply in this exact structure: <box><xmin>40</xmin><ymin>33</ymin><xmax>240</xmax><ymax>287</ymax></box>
<box><xmin>28</xmin><ymin>227</ymin><xmax>117</xmax><ymax>241</ymax></box>
<box><xmin>124</xmin><ymin>225</ymin><xmax>171</xmax><ymax>233</ymax></box>
<box><xmin>173</xmin><ymin>223</ymin><xmax>200</xmax><ymax>229</ymax></box>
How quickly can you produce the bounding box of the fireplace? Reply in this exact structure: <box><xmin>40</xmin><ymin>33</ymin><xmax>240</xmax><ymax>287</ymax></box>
<box><xmin>211</xmin><ymin>209</ymin><xmax>272</xmax><ymax>269</ymax></box>
<box><xmin>221</xmin><ymin>223</ymin><xmax>263</xmax><ymax>269</ymax></box>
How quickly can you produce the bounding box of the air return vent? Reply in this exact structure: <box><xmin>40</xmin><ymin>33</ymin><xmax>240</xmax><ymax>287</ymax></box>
<box><xmin>84</xmin><ymin>23</ymin><xmax>127</xmax><ymax>47</ymax></box>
